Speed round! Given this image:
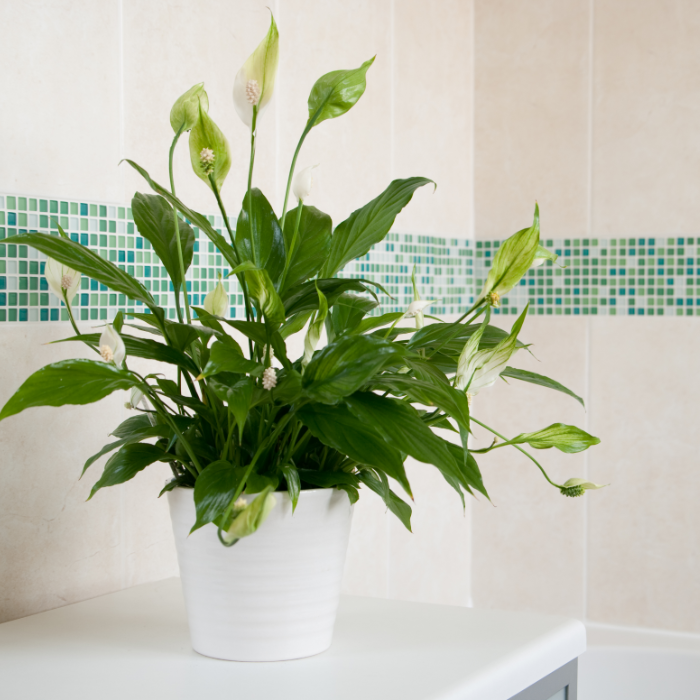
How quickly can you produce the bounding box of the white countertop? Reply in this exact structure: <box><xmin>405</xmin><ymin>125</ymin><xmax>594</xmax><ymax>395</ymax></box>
<box><xmin>0</xmin><ymin>578</ymin><xmax>585</xmax><ymax>700</ymax></box>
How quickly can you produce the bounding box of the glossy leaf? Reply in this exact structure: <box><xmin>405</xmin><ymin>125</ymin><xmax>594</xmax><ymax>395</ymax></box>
<box><xmin>321</xmin><ymin>177</ymin><xmax>435</xmax><ymax>278</ymax></box>
<box><xmin>344</xmin><ymin>392</ymin><xmax>465</xmax><ymax>490</ymax></box>
<box><xmin>327</xmin><ymin>293</ymin><xmax>378</xmax><ymax>340</ymax></box>
<box><xmin>244</xmin><ymin>267</ymin><xmax>286</xmax><ymax>324</ymax></box>
<box><xmin>302</xmin><ymin>335</ymin><xmax>407</xmax><ymax>404</ymax></box>
<box><xmin>283</xmin><ymin>278</ymin><xmax>376</xmax><ymax>317</ymax></box>
<box><xmin>198</xmin><ymin>341</ymin><xmax>263</xmax><ymax>379</ymax></box>
<box><xmin>445</xmin><ymin>441</ymin><xmax>489</xmax><ymax>499</ymax></box>
<box><xmin>210</xmin><ymin>375</ymin><xmax>254</xmax><ymax>440</ymax></box>
<box><xmin>307</xmin><ymin>57</ymin><xmax>375</xmax><ymax>127</ymax></box>
<box><xmin>358</xmin><ymin>469</ymin><xmax>412</xmax><ymax>531</ymax></box>
<box><xmin>12</xmin><ymin>233</ymin><xmax>156</xmax><ymax>309</ymax></box>
<box><xmin>500</xmin><ymin>367</ymin><xmax>584</xmax><ymax>408</ymax></box>
<box><xmin>131</xmin><ymin>193</ymin><xmax>195</xmax><ymax>293</ymax></box>
<box><xmin>280</xmin><ymin>464</ymin><xmax>300</xmax><ymax>511</ymax></box>
<box><xmin>0</xmin><ymin>359</ymin><xmax>138</xmax><ymax>421</ymax></box>
<box><xmin>89</xmin><ymin>444</ymin><xmax>172</xmax><ymax>499</ymax></box>
<box><xmin>298</xmin><ymin>402</ymin><xmax>411</xmax><ymax>496</ymax></box>
<box><xmin>236</xmin><ymin>188</ymin><xmax>286</xmax><ymax>283</ymax></box>
<box><xmin>296</xmin><ymin>469</ymin><xmax>360</xmax><ymax>488</ymax></box>
<box><xmin>352</xmin><ymin>311</ymin><xmax>404</xmax><ymax>335</ymax></box>
<box><xmin>192</xmin><ymin>460</ymin><xmax>239</xmax><ymax>532</ymax></box>
<box><xmin>281</xmin><ymin>204</ymin><xmax>332</xmax><ymax>292</ymax></box>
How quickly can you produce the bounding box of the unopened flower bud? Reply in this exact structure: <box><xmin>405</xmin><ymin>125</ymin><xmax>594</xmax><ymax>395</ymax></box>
<box><xmin>486</xmin><ymin>291</ymin><xmax>501</xmax><ymax>308</ymax></box>
<box><xmin>292</xmin><ymin>165</ymin><xmax>318</xmax><ymax>202</ymax></box>
<box><xmin>262</xmin><ymin>367</ymin><xmax>277</xmax><ymax>390</ymax></box>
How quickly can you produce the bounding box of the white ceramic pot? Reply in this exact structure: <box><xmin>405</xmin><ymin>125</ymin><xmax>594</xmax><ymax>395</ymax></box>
<box><xmin>168</xmin><ymin>487</ymin><xmax>354</xmax><ymax>662</ymax></box>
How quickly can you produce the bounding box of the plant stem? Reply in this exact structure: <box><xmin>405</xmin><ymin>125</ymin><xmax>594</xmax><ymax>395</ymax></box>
<box><xmin>470</xmin><ymin>416</ymin><xmax>563</xmax><ymax>489</ymax></box>
<box><xmin>280</xmin><ymin>123</ymin><xmax>312</xmax><ymax>229</ymax></box>
<box><xmin>168</xmin><ymin>127</ymin><xmax>191</xmax><ymax>324</ymax></box>
<box><xmin>62</xmin><ymin>291</ymin><xmax>81</xmax><ymax>336</ymax></box>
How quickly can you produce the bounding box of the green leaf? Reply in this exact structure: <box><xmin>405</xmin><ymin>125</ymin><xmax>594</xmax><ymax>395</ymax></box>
<box><xmin>500</xmin><ymin>367</ymin><xmax>584</xmax><ymax>408</ymax></box>
<box><xmin>0</xmin><ymin>359</ymin><xmax>139</xmax><ymax>421</ymax></box>
<box><xmin>209</xmin><ymin>375</ymin><xmax>254</xmax><ymax>440</ymax></box>
<box><xmin>192</xmin><ymin>460</ymin><xmax>239</xmax><ymax>533</ymax></box>
<box><xmin>344</xmin><ymin>392</ymin><xmax>466</xmax><ymax>493</ymax></box>
<box><xmin>281</xmin><ymin>205</ymin><xmax>332</xmax><ymax>292</ymax></box>
<box><xmin>273</xmin><ymin>369</ymin><xmax>303</xmax><ymax>404</ymax></box>
<box><xmin>321</xmin><ymin>177</ymin><xmax>435</xmax><ymax>278</ymax></box>
<box><xmin>236</xmin><ymin>189</ymin><xmax>286</xmax><ymax>284</ymax></box>
<box><xmin>352</xmin><ymin>311</ymin><xmax>404</xmax><ymax>335</ymax></box>
<box><xmin>122</xmin><ymin>160</ymin><xmax>239</xmax><ymax>270</ymax></box>
<box><xmin>302</xmin><ymin>335</ymin><xmax>407</xmax><ymax>404</ymax></box>
<box><xmin>112</xmin><ymin>414</ymin><xmax>152</xmax><ymax>438</ymax></box>
<box><xmin>198</xmin><ymin>341</ymin><xmax>263</xmax><ymax>379</ymax></box>
<box><xmin>445</xmin><ymin>441</ymin><xmax>489</xmax><ymax>499</ymax></box>
<box><xmin>327</xmin><ymin>293</ymin><xmax>379</xmax><ymax>341</ymax></box>
<box><xmin>244</xmin><ymin>267</ymin><xmax>286</xmax><ymax>324</ymax></box>
<box><xmin>280</xmin><ymin>310</ymin><xmax>314</xmax><ymax>339</ymax></box>
<box><xmin>13</xmin><ymin>233</ymin><xmax>156</xmax><ymax>309</ymax></box>
<box><xmin>296</xmin><ymin>469</ymin><xmax>360</xmax><ymax>488</ymax></box>
<box><xmin>358</xmin><ymin>469</ymin><xmax>412</xmax><ymax>531</ymax></box>
<box><xmin>407</xmin><ymin>321</ymin><xmax>528</xmax><ymax>355</ymax></box>
<box><xmin>283</xmin><ymin>278</ymin><xmax>376</xmax><ymax>317</ymax></box>
<box><xmin>480</xmin><ymin>203</ymin><xmax>540</xmax><ymax>298</ymax></box>
<box><xmin>337</xmin><ymin>483</ymin><xmax>360</xmax><ymax>505</ymax></box>
<box><xmin>280</xmin><ymin>464</ymin><xmax>300</xmax><ymax>512</ymax></box>
<box><xmin>164</xmin><ymin>323</ymin><xmax>201</xmax><ymax>353</ymax></box>
<box><xmin>82</xmin><ymin>423</ymin><xmax>171</xmax><ymax>477</ymax></box>
<box><xmin>131</xmin><ymin>193</ymin><xmax>195</xmax><ymax>293</ymax></box>
<box><xmin>307</xmin><ymin>57</ymin><xmax>375</xmax><ymax>127</ymax></box>
<box><xmin>89</xmin><ymin>443</ymin><xmax>172</xmax><ymax>499</ymax></box>
<box><xmin>504</xmin><ymin>423</ymin><xmax>601</xmax><ymax>454</ymax></box>
<box><xmin>298</xmin><ymin>402</ymin><xmax>411</xmax><ymax>497</ymax></box>
<box><xmin>55</xmin><ymin>333</ymin><xmax>199</xmax><ymax>375</ymax></box>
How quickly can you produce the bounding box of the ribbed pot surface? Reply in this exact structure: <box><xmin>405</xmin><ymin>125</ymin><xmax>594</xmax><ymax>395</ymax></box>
<box><xmin>168</xmin><ymin>487</ymin><xmax>354</xmax><ymax>661</ymax></box>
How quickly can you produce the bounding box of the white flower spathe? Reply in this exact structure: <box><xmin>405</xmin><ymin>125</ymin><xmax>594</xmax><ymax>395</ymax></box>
<box><xmin>44</xmin><ymin>257</ymin><xmax>81</xmax><ymax>306</ymax></box>
<box><xmin>125</xmin><ymin>386</ymin><xmax>150</xmax><ymax>411</ymax></box>
<box><xmin>203</xmin><ymin>278</ymin><xmax>228</xmax><ymax>318</ymax></box>
<box><xmin>403</xmin><ymin>299</ymin><xmax>434</xmax><ymax>318</ymax></box>
<box><xmin>99</xmin><ymin>324</ymin><xmax>125</xmax><ymax>368</ymax></box>
<box><xmin>292</xmin><ymin>164</ymin><xmax>318</xmax><ymax>202</ymax></box>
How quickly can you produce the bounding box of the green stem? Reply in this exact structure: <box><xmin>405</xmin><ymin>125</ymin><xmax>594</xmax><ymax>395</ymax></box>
<box><xmin>280</xmin><ymin>123</ymin><xmax>313</xmax><ymax>229</ymax></box>
<box><xmin>279</xmin><ymin>200</ymin><xmax>303</xmax><ymax>291</ymax></box>
<box><xmin>169</xmin><ymin>127</ymin><xmax>191</xmax><ymax>324</ymax></box>
<box><xmin>62</xmin><ymin>291</ymin><xmax>81</xmax><ymax>336</ymax></box>
<box><xmin>470</xmin><ymin>416</ymin><xmax>563</xmax><ymax>489</ymax></box>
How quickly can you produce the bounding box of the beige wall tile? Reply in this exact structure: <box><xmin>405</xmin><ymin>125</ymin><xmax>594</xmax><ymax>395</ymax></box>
<box><xmin>276</xmin><ymin>0</ymin><xmax>392</xmax><ymax>226</ymax></box>
<box><xmin>122</xmin><ymin>0</ymin><xmax>277</xmax><ymax>216</ymax></box>
<box><xmin>587</xmin><ymin>318</ymin><xmax>700</xmax><ymax>632</ymax></box>
<box><xmin>0</xmin><ymin>324</ymin><xmax>126</xmax><ymax>622</ymax></box>
<box><xmin>592</xmin><ymin>0</ymin><xmax>700</xmax><ymax>236</ymax></box>
<box><xmin>0</xmin><ymin>1</ymin><xmax>122</xmax><ymax>202</ymax></box>
<box><xmin>474</xmin><ymin>0</ymin><xmax>590</xmax><ymax>240</ymax></box>
<box><xmin>471</xmin><ymin>316</ymin><xmax>589</xmax><ymax>618</ymax></box>
<box><xmin>392</xmin><ymin>0</ymin><xmax>474</xmax><ymax>236</ymax></box>
<box><xmin>388</xmin><ymin>459</ymin><xmax>471</xmax><ymax>606</ymax></box>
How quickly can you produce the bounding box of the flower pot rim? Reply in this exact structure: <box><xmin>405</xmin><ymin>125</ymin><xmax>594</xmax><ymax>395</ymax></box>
<box><xmin>168</xmin><ymin>484</ymin><xmax>347</xmax><ymax>498</ymax></box>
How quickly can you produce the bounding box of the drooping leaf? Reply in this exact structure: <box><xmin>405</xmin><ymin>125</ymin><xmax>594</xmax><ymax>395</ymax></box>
<box><xmin>344</xmin><ymin>392</ymin><xmax>465</xmax><ymax>493</ymax></box>
<box><xmin>198</xmin><ymin>341</ymin><xmax>263</xmax><ymax>379</ymax></box>
<box><xmin>131</xmin><ymin>193</ymin><xmax>195</xmax><ymax>293</ymax></box>
<box><xmin>321</xmin><ymin>177</ymin><xmax>435</xmax><ymax>278</ymax></box>
<box><xmin>352</xmin><ymin>311</ymin><xmax>404</xmax><ymax>335</ymax></box>
<box><xmin>280</xmin><ymin>464</ymin><xmax>300</xmax><ymax>511</ymax></box>
<box><xmin>89</xmin><ymin>443</ymin><xmax>173</xmax><ymax>499</ymax></box>
<box><xmin>192</xmin><ymin>460</ymin><xmax>240</xmax><ymax>533</ymax></box>
<box><xmin>298</xmin><ymin>402</ymin><xmax>411</xmax><ymax>496</ymax></box>
<box><xmin>500</xmin><ymin>367</ymin><xmax>584</xmax><ymax>408</ymax></box>
<box><xmin>281</xmin><ymin>204</ymin><xmax>332</xmax><ymax>292</ymax></box>
<box><xmin>445</xmin><ymin>441</ymin><xmax>489</xmax><ymax>499</ymax></box>
<box><xmin>307</xmin><ymin>57</ymin><xmax>375</xmax><ymax>127</ymax></box>
<box><xmin>302</xmin><ymin>335</ymin><xmax>407</xmax><ymax>404</ymax></box>
<box><xmin>12</xmin><ymin>233</ymin><xmax>156</xmax><ymax>309</ymax></box>
<box><xmin>296</xmin><ymin>468</ymin><xmax>360</xmax><ymax>488</ymax></box>
<box><xmin>358</xmin><ymin>468</ymin><xmax>412</xmax><ymax>531</ymax></box>
<box><xmin>0</xmin><ymin>359</ymin><xmax>139</xmax><ymax>421</ymax></box>
<box><xmin>209</xmin><ymin>375</ymin><xmax>254</xmax><ymax>441</ymax></box>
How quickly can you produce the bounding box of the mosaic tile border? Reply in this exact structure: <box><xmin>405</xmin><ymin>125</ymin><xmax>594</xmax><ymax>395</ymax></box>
<box><xmin>0</xmin><ymin>192</ymin><xmax>697</xmax><ymax>322</ymax></box>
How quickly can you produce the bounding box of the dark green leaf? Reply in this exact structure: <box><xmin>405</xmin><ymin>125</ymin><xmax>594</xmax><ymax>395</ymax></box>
<box><xmin>159</xmin><ymin>476</ymin><xmax>194</xmax><ymax>497</ymax></box>
<box><xmin>131</xmin><ymin>193</ymin><xmax>194</xmax><ymax>292</ymax></box>
<box><xmin>0</xmin><ymin>359</ymin><xmax>138</xmax><ymax>421</ymax></box>
<box><xmin>165</xmin><ymin>323</ymin><xmax>201</xmax><ymax>353</ymax></box>
<box><xmin>307</xmin><ymin>57</ymin><xmax>375</xmax><ymax>126</ymax></box>
<box><xmin>327</xmin><ymin>293</ymin><xmax>379</xmax><ymax>340</ymax></box>
<box><xmin>298</xmin><ymin>402</ymin><xmax>411</xmax><ymax>497</ymax></box>
<box><xmin>13</xmin><ymin>233</ymin><xmax>156</xmax><ymax>308</ymax></box>
<box><xmin>296</xmin><ymin>468</ymin><xmax>360</xmax><ymax>488</ymax></box>
<box><xmin>302</xmin><ymin>335</ymin><xmax>407</xmax><ymax>404</ymax></box>
<box><xmin>236</xmin><ymin>188</ymin><xmax>286</xmax><ymax>284</ymax></box>
<box><xmin>283</xmin><ymin>278</ymin><xmax>376</xmax><ymax>317</ymax></box>
<box><xmin>192</xmin><ymin>460</ymin><xmax>239</xmax><ymax>533</ymax></box>
<box><xmin>500</xmin><ymin>367</ymin><xmax>584</xmax><ymax>408</ymax></box>
<box><xmin>321</xmin><ymin>177</ymin><xmax>435</xmax><ymax>278</ymax></box>
<box><xmin>280</xmin><ymin>464</ymin><xmax>301</xmax><ymax>511</ymax></box>
<box><xmin>199</xmin><ymin>341</ymin><xmax>263</xmax><ymax>379</ymax></box>
<box><xmin>352</xmin><ymin>311</ymin><xmax>404</xmax><ymax>335</ymax></box>
<box><xmin>281</xmin><ymin>205</ymin><xmax>332</xmax><ymax>292</ymax></box>
<box><xmin>209</xmin><ymin>375</ymin><xmax>254</xmax><ymax>440</ymax></box>
<box><xmin>89</xmin><ymin>443</ymin><xmax>172</xmax><ymax>499</ymax></box>
<box><xmin>445</xmin><ymin>441</ymin><xmax>489</xmax><ymax>499</ymax></box>
<box><xmin>358</xmin><ymin>469</ymin><xmax>412</xmax><ymax>531</ymax></box>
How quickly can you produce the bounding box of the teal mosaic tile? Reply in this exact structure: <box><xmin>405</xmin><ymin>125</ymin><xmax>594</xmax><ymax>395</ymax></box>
<box><xmin>1</xmin><ymin>193</ymin><xmax>697</xmax><ymax>322</ymax></box>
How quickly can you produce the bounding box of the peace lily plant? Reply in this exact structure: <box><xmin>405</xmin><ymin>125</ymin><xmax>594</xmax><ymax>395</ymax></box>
<box><xmin>1</xmin><ymin>14</ymin><xmax>602</xmax><ymax>547</ymax></box>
